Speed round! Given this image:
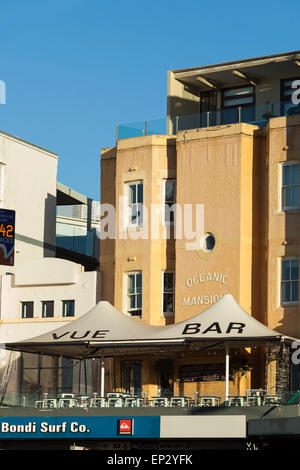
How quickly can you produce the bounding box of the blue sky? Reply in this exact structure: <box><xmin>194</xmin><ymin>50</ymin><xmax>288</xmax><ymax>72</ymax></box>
<box><xmin>0</xmin><ymin>0</ymin><xmax>298</xmax><ymax>200</ymax></box>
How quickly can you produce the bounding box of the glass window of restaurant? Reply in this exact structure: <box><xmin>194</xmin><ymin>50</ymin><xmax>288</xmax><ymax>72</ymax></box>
<box><xmin>121</xmin><ymin>360</ymin><xmax>142</xmax><ymax>396</ymax></box>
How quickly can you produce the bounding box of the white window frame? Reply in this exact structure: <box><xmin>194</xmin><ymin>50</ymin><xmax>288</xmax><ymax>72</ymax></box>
<box><xmin>280</xmin><ymin>162</ymin><xmax>300</xmax><ymax>212</ymax></box>
<box><xmin>125</xmin><ymin>271</ymin><xmax>142</xmax><ymax>317</ymax></box>
<box><xmin>21</xmin><ymin>301</ymin><xmax>34</xmax><ymax>319</ymax></box>
<box><xmin>62</xmin><ymin>299</ymin><xmax>75</xmax><ymax>317</ymax></box>
<box><xmin>279</xmin><ymin>257</ymin><xmax>299</xmax><ymax>306</ymax></box>
<box><xmin>126</xmin><ymin>181</ymin><xmax>143</xmax><ymax>228</ymax></box>
<box><xmin>41</xmin><ymin>300</ymin><xmax>54</xmax><ymax>318</ymax></box>
<box><xmin>162</xmin><ymin>179</ymin><xmax>176</xmax><ymax>225</ymax></box>
<box><xmin>161</xmin><ymin>270</ymin><xmax>175</xmax><ymax>316</ymax></box>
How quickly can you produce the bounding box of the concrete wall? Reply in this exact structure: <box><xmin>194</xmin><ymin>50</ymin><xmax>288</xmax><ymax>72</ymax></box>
<box><xmin>0</xmin><ymin>258</ymin><xmax>100</xmax><ymax>342</ymax></box>
<box><xmin>0</xmin><ymin>132</ymin><xmax>58</xmax><ymax>270</ymax></box>
<box><xmin>174</xmin><ymin>123</ymin><xmax>265</xmax><ymax>323</ymax></box>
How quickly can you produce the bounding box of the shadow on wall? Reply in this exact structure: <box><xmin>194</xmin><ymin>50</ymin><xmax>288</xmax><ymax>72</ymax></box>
<box><xmin>44</xmin><ymin>193</ymin><xmax>57</xmax><ymax>257</ymax></box>
<box><xmin>15</xmin><ymin>193</ymin><xmax>57</xmax><ymax>258</ymax></box>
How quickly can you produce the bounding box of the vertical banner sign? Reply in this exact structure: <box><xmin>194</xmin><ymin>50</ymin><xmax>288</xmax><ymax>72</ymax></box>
<box><xmin>0</xmin><ymin>209</ymin><xmax>15</xmax><ymax>266</ymax></box>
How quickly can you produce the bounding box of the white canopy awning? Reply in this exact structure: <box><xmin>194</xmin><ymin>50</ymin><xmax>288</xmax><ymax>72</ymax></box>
<box><xmin>3</xmin><ymin>295</ymin><xmax>293</xmax><ymax>359</ymax></box>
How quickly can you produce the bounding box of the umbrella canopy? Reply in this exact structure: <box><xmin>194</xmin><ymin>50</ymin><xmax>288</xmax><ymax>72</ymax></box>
<box><xmin>3</xmin><ymin>295</ymin><xmax>291</xmax><ymax>359</ymax></box>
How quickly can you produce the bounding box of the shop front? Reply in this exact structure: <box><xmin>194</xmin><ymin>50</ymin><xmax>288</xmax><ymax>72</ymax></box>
<box><xmin>3</xmin><ymin>294</ymin><xmax>294</xmax><ymax>403</ymax></box>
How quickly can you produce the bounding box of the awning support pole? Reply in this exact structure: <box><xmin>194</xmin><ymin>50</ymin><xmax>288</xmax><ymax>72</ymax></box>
<box><xmin>225</xmin><ymin>343</ymin><xmax>230</xmax><ymax>403</ymax></box>
<box><xmin>100</xmin><ymin>356</ymin><xmax>105</xmax><ymax>397</ymax></box>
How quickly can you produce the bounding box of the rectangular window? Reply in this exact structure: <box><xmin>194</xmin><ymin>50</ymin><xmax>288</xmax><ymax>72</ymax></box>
<box><xmin>127</xmin><ymin>181</ymin><xmax>143</xmax><ymax>226</ymax></box>
<box><xmin>281</xmin><ymin>162</ymin><xmax>299</xmax><ymax>211</ymax></box>
<box><xmin>223</xmin><ymin>86</ymin><xmax>254</xmax><ymax>107</ymax></box>
<box><xmin>21</xmin><ymin>301</ymin><xmax>34</xmax><ymax>319</ymax></box>
<box><xmin>163</xmin><ymin>180</ymin><xmax>176</xmax><ymax>224</ymax></box>
<box><xmin>126</xmin><ymin>272</ymin><xmax>142</xmax><ymax>317</ymax></box>
<box><xmin>42</xmin><ymin>301</ymin><xmax>54</xmax><ymax>318</ymax></box>
<box><xmin>281</xmin><ymin>258</ymin><xmax>299</xmax><ymax>305</ymax></box>
<box><xmin>62</xmin><ymin>300</ymin><xmax>75</xmax><ymax>317</ymax></box>
<box><xmin>222</xmin><ymin>86</ymin><xmax>255</xmax><ymax>124</ymax></box>
<box><xmin>162</xmin><ymin>271</ymin><xmax>175</xmax><ymax>315</ymax></box>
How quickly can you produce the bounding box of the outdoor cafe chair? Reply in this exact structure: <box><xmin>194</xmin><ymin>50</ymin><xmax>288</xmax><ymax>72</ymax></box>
<box><xmin>263</xmin><ymin>395</ymin><xmax>281</xmax><ymax>406</ymax></box>
<box><xmin>170</xmin><ymin>397</ymin><xmax>189</xmax><ymax>407</ymax></box>
<box><xmin>107</xmin><ymin>397</ymin><xmax>123</xmax><ymax>407</ymax></box>
<box><xmin>107</xmin><ymin>392</ymin><xmax>125</xmax><ymax>398</ymax></box>
<box><xmin>228</xmin><ymin>396</ymin><xmax>246</xmax><ymax>407</ymax></box>
<box><xmin>124</xmin><ymin>397</ymin><xmax>145</xmax><ymax>407</ymax></box>
<box><xmin>152</xmin><ymin>397</ymin><xmax>170</xmax><ymax>407</ymax></box>
<box><xmin>90</xmin><ymin>397</ymin><xmax>107</xmax><ymax>408</ymax></box>
<box><xmin>43</xmin><ymin>398</ymin><xmax>58</xmax><ymax>408</ymax></box>
<box><xmin>89</xmin><ymin>393</ymin><xmax>107</xmax><ymax>408</ymax></box>
<box><xmin>58</xmin><ymin>396</ymin><xmax>78</xmax><ymax>408</ymax></box>
<box><xmin>245</xmin><ymin>389</ymin><xmax>266</xmax><ymax>406</ymax></box>
<box><xmin>35</xmin><ymin>394</ymin><xmax>57</xmax><ymax>409</ymax></box>
<box><xmin>76</xmin><ymin>395</ymin><xmax>90</xmax><ymax>408</ymax></box>
<box><xmin>199</xmin><ymin>396</ymin><xmax>220</xmax><ymax>407</ymax></box>
<box><xmin>35</xmin><ymin>400</ymin><xmax>45</xmax><ymax>408</ymax></box>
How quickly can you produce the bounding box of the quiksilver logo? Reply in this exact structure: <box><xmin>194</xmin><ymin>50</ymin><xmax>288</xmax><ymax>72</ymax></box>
<box><xmin>120</xmin><ymin>422</ymin><xmax>130</xmax><ymax>430</ymax></box>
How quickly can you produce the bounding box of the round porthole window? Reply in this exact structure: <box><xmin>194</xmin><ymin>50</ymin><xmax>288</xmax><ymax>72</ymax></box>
<box><xmin>202</xmin><ymin>232</ymin><xmax>216</xmax><ymax>253</ymax></box>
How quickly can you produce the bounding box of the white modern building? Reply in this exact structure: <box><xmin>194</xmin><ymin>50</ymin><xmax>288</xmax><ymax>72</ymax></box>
<box><xmin>0</xmin><ymin>130</ymin><xmax>101</xmax><ymax>405</ymax></box>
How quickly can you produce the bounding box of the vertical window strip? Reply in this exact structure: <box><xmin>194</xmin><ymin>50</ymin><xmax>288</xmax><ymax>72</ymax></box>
<box><xmin>126</xmin><ymin>272</ymin><xmax>142</xmax><ymax>317</ymax></box>
<box><xmin>162</xmin><ymin>271</ymin><xmax>174</xmax><ymax>315</ymax></box>
<box><xmin>128</xmin><ymin>181</ymin><xmax>143</xmax><ymax>226</ymax></box>
<box><xmin>281</xmin><ymin>258</ymin><xmax>299</xmax><ymax>304</ymax></box>
<box><xmin>21</xmin><ymin>301</ymin><xmax>34</xmax><ymax>319</ymax></box>
<box><xmin>281</xmin><ymin>163</ymin><xmax>299</xmax><ymax>210</ymax></box>
<box><xmin>62</xmin><ymin>300</ymin><xmax>75</xmax><ymax>317</ymax></box>
<box><xmin>163</xmin><ymin>180</ymin><xmax>176</xmax><ymax>224</ymax></box>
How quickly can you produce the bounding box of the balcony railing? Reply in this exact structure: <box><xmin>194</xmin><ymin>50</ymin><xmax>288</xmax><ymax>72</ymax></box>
<box><xmin>116</xmin><ymin>101</ymin><xmax>300</xmax><ymax>140</ymax></box>
<box><xmin>1</xmin><ymin>389</ymin><xmax>300</xmax><ymax>409</ymax></box>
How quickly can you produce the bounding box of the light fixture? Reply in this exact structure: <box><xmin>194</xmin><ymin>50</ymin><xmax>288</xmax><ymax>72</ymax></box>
<box><xmin>196</xmin><ymin>76</ymin><xmax>218</xmax><ymax>89</ymax></box>
<box><xmin>232</xmin><ymin>69</ymin><xmax>257</xmax><ymax>87</ymax></box>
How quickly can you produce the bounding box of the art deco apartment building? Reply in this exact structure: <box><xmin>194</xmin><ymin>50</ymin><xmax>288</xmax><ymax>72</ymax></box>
<box><xmin>100</xmin><ymin>51</ymin><xmax>300</xmax><ymax>399</ymax></box>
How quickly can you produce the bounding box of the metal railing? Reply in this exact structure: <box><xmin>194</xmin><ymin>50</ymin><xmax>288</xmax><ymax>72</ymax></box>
<box><xmin>116</xmin><ymin>101</ymin><xmax>300</xmax><ymax>140</ymax></box>
<box><xmin>2</xmin><ymin>390</ymin><xmax>300</xmax><ymax>409</ymax></box>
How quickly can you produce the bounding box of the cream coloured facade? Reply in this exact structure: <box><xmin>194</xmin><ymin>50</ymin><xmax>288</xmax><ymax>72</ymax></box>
<box><xmin>100</xmin><ymin>51</ymin><xmax>300</xmax><ymax>400</ymax></box>
<box><xmin>0</xmin><ymin>130</ymin><xmax>101</xmax><ymax>404</ymax></box>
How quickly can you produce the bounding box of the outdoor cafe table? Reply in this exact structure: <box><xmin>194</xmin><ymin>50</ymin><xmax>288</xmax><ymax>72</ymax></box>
<box><xmin>89</xmin><ymin>395</ymin><xmax>107</xmax><ymax>408</ymax></box>
<box><xmin>245</xmin><ymin>389</ymin><xmax>267</xmax><ymax>406</ymax></box>
<box><xmin>170</xmin><ymin>397</ymin><xmax>191</xmax><ymax>407</ymax></box>
<box><xmin>151</xmin><ymin>397</ymin><xmax>170</xmax><ymax>407</ymax></box>
<box><xmin>198</xmin><ymin>396</ymin><xmax>220</xmax><ymax>407</ymax></box>
<box><xmin>124</xmin><ymin>397</ymin><xmax>147</xmax><ymax>407</ymax></box>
